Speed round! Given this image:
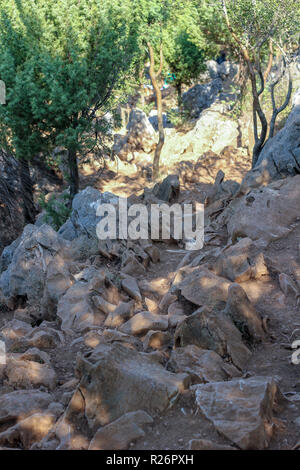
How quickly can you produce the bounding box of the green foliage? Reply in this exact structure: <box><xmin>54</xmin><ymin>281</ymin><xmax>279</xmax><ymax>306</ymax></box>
<box><xmin>139</xmin><ymin>100</ymin><xmax>156</xmax><ymax>116</ymax></box>
<box><xmin>222</xmin><ymin>0</ymin><xmax>300</xmax><ymax>75</ymax></box>
<box><xmin>0</xmin><ymin>0</ymin><xmax>139</xmax><ymax>171</ymax></box>
<box><xmin>1</xmin><ymin>0</ymin><xmax>298</xmax><ymax>192</ymax></box>
<box><xmin>0</xmin><ymin>0</ymin><xmax>231</xmax><ymax>168</ymax></box>
<box><xmin>167</xmin><ymin>108</ymin><xmax>190</xmax><ymax>128</ymax></box>
<box><xmin>163</xmin><ymin>28</ymin><xmax>206</xmax><ymax>95</ymax></box>
<box><xmin>39</xmin><ymin>192</ymin><xmax>71</xmax><ymax>231</ymax></box>
<box><xmin>223</xmin><ymin>0</ymin><xmax>300</xmax><ymax>53</ymax></box>
<box><xmin>163</xmin><ymin>0</ymin><xmax>225</xmax><ymax>91</ymax></box>
<box><xmin>130</xmin><ymin>0</ymin><xmax>229</xmax><ymax>104</ymax></box>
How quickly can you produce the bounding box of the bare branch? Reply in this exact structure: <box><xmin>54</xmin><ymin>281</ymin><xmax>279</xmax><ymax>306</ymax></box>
<box><xmin>269</xmin><ymin>67</ymin><xmax>292</xmax><ymax>138</ymax></box>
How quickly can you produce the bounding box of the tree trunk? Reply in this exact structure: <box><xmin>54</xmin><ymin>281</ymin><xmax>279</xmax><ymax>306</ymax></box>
<box><xmin>222</xmin><ymin>0</ymin><xmax>268</xmax><ymax>168</ymax></box>
<box><xmin>153</xmin><ymin>88</ymin><xmax>164</xmax><ymax>180</ymax></box>
<box><xmin>18</xmin><ymin>156</ymin><xmax>36</xmax><ymax>224</ymax></box>
<box><xmin>251</xmin><ymin>86</ymin><xmax>268</xmax><ymax>168</ymax></box>
<box><xmin>236</xmin><ymin>57</ymin><xmax>249</xmax><ymax>98</ymax></box>
<box><xmin>67</xmin><ymin>146</ymin><xmax>79</xmax><ymax>203</ymax></box>
<box><xmin>147</xmin><ymin>42</ymin><xmax>165</xmax><ymax>181</ymax></box>
<box><xmin>139</xmin><ymin>68</ymin><xmax>145</xmax><ymax>108</ymax></box>
<box><xmin>176</xmin><ymin>81</ymin><xmax>182</xmax><ymax>108</ymax></box>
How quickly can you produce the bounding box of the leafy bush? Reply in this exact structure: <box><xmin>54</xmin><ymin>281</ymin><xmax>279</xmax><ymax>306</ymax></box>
<box><xmin>139</xmin><ymin>101</ymin><xmax>155</xmax><ymax>116</ymax></box>
<box><xmin>39</xmin><ymin>193</ymin><xmax>71</xmax><ymax>231</ymax></box>
<box><xmin>167</xmin><ymin>108</ymin><xmax>190</xmax><ymax>129</ymax></box>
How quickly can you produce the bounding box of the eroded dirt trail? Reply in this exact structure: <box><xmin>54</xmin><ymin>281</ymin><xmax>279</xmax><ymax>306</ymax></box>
<box><xmin>1</xmin><ymin>152</ymin><xmax>300</xmax><ymax>451</ymax></box>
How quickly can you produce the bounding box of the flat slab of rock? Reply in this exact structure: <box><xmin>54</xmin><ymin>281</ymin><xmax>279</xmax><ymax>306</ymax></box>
<box><xmin>76</xmin><ymin>343</ymin><xmax>189</xmax><ymax>428</ymax></box>
<box><xmin>113</xmin><ymin>108</ymin><xmax>157</xmax><ymax>159</ymax></box>
<box><xmin>89</xmin><ymin>411</ymin><xmax>153</xmax><ymax>450</ymax></box>
<box><xmin>174</xmin><ymin>266</ymin><xmax>231</xmax><ymax>308</ymax></box>
<box><xmin>120</xmin><ymin>311</ymin><xmax>168</xmax><ymax>336</ymax></box>
<box><xmin>169</xmin><ymin>345</ymin><xmax>240</xmax><ymax>384</ymax></box>
<box><xmin>0</xmin><ymin>390</ymin><xmax>52</xmax><ymax>428</ymax></box>
<box><xmin>194</xmin><ymin>376</ymin><xmax>286</xmax><ymax>449</ymax></box>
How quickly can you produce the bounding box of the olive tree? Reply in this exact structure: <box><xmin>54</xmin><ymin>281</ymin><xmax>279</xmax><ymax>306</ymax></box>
<box><xmin>221</xmin><ymin>0</ymin><xmax>300</xmax><ymax>167</ymax></box>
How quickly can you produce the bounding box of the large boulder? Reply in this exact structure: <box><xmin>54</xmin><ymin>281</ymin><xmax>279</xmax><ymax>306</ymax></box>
<box><xmin>224</xmin><ymin>175</ymin><xmax>300</xmax><ymax>246</ymax></box>
<box><xmin>112</xmin><ymin>108</ymin><xmax>157</xmax><ymax>160</ymax></box>
<box><xmin>161</xmin><ymin>103</ymin><xmax>241</xmax><ymax>166</ymax></box>
<box><xmin>58</xmin><ymin>187</ymin><xmax>119</xmax><ymax>242</ymax></box>
<box><xmin>0</xmin><ymin>225</ymin><xmax>35</xmax><ymax>275</ymax></box>
<box><xmin>206</xmin><ymin>60</ymin><xmax>239</xmax><ymax>82</ymax></box>
<box><xmin>75</xmin><ymin>342</ymin><xmax>189</xmax><ymax>429</ymax></box>
<box><xmin>193</xmin><ymin>376</ymin><xmax>286</xmax><ymax>449</ymax></box>
<box><xmin>181</xmin><ymin>60</ymin><xmax>239</xmax><ymax>119</ymax></box>
<box><xmin>57</xmin><ymin>267</ymin><xmax>113</xmax><ymax>334</ymax></box>
<box><xmin>174</xmin><ymin>307</ymin><xmax>252</xmax><ymax>371</ymax></box>
<box><xmin>0</xmin><ymin>224</ymin><xmax>73</xmax><ymax>313</ymax></box>
<box><xmin>171</xmin><ymin>265</ymin><xmax>232</xmax><ymax>309</ymax></box>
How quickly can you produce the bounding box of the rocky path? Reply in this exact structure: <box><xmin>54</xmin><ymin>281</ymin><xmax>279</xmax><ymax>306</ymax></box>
<box><xmin>133</xmin><ymin>240</ymin><xmax>300</xmax><ymax>450</ymax></box>
<box><xmin>1</xmin><ymin>169</ymin><xmax>300</xmax><ymax>450</ymax></box>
